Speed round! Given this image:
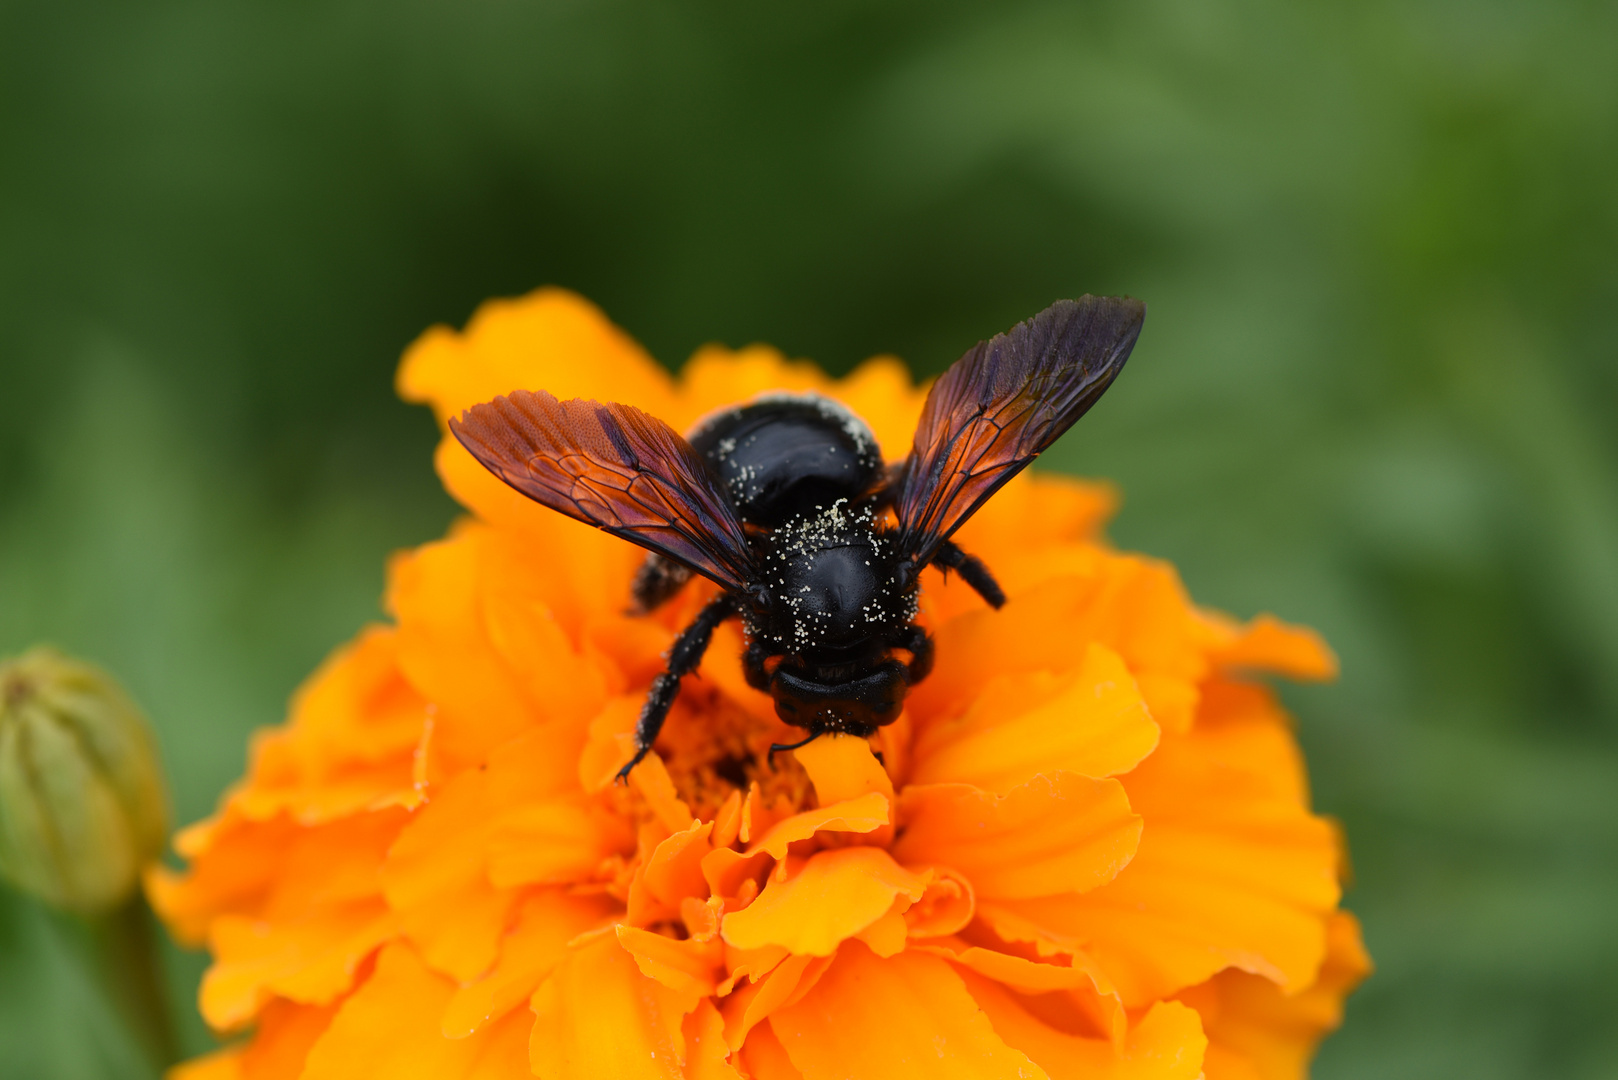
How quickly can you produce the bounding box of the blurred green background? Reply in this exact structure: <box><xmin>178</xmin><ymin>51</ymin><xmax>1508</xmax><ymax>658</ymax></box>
<box><xmin>2</xmin><ymin>1</ymin><xmax>1615</xmax><ymax>1076</ymax></box>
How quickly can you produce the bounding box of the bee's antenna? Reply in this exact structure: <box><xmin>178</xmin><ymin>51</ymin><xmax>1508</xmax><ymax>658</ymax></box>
<box><xmin>767</xmin><ymin>732</ymin><xmax>823</xmax><ymax>769</ymax></box>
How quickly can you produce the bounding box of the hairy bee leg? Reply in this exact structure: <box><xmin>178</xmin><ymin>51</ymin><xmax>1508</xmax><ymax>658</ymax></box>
<box><xmin>630</xmin><ymin>553</ymin><xmax>694</xmax><ymax>614</ymax></box>
<box><xmin>616</xmin><ymin>592</ymin><xmax>737</xmax><ymax>782</ymax></box>
<box><xmin>932</xmin><ymin>539</ymin><xmax>1006</xmax><ymax>609</ymax></box>
<box><xmin>897</xmin><ymin>624</ymin><xmax>935</xmax><ymax>684</ymax></box>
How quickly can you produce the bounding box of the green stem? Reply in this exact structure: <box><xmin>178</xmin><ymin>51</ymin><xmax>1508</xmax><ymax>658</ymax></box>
<box><xmin>74</xmin><ymin>895</ymin><xmax>181</xmax><ymax>1073</ymax></box>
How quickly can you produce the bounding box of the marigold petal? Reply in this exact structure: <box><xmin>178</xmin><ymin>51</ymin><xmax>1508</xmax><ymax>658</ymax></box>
<box><xmin>617</xmin><ymin>924</ymin><xmax>725</xmax><ymax>996</ymax></box>
<box><xmin>387</xmin><ymin>533</ymin><xmax>539</xmax><ymax>765</ymax></box>
<box><xmin>1210</xmin><ymin>615</ymin><xmax>1338</xmax><ymax>682</ymax></box>
<box><xmin>945</xmin><ymin>473</ymin><xmax>1117</xmax><ymax>559</ymax></box>
<box><xmin>230</xmin><ymin>627</ymin><xmax>427</xmax><ymax>825</ymax></box>
<box><xmin>1182</xmin><ymin>910</ymin><xmax>1370</xmax><ymax>1080</ymax></box>
<box><xmin>671</xmin><ymin>346</ymin><xmax>833</xmax><ymax>431</ymax></box>
<box><xmin>909</xmin><ymin>563</ymin><xmax>1207</xmax><ymax>734</ymax></box>
<box><xmin>745</xmin><ymin>790</ymin><xmax>890</xmax><ymax>860</ymax></box>
<box><xmin>201</xmin><ymin>901</ymin><xmax>396</xmax><ymax>1030</ymax></box>
<box><xmin>685</xmin><ymin>998</ymin><xmax>745</xmax><ymax>1080</ymax></box>
<box><xmin>629</xmin><ymin>751</ymin><xmax>699</xmax><ymax>834</ymax></box>
<box><xmin>381</xmin><ymin>773</ymin><xmax>486</xmax><ymax>900</ymax></box>
<box><xmin>1191</xmin><ymin>681</ymin><xmax>1310</xmax><ymax>807</ymax></box>
<box><xmin>486</xmin><ymin>799</ymin><xmax>627</xmax><ymax>888</ymax></box>
<box><xmin>738</xmin><ymin>1023</ymin><xmax>807</xmax><ymax>1080</ymax></box>
<box><xmin>440</xmin><ymin>890</ymin><xmax>614</xmax><ymax>1039</ymax></box>
<box><xmin>720</xmin><ymin>953</ymin><xmax>832</xmax><ymax>1051</ymax></box>
<box><xmin>978</xmin><ymin>731</ymin><xmax>1338</xmax><ymax>1006</ymax></box>
<box><xmin>768</xmin><ymin>942</ymin><xmax>1050</xmax><ymax>1080</ymax></box>
<box><xmin>963</xmin><ymin>970</ymin><xmax>1207</xmax><ymax>1080</ymax></box>
<box><xmin>299</xmin><ymin>942</ymin><xmax>520</xmax><ymax>1080</ymax></box>
<box><xmin>397</xmin><ymin>287</ymin><xmax>674</xmax><ymax>426</ymax></box>
<box><xmin>792</xmin><ymin>733</ymin><xmax>894</xmax><ymax>804</ymax></box>
<box><xmin>390</xmin><ymin>526</ymin><xmax>612</xmax><ymax>770</ymax></box>
<box><xmin>902</xmin><ymin>865</ymin><xmax>977</xmax><ymax>939</ymax></box>
<box><xmin>910</xmin><ymin>644</ymin><xmax>1159</xmax><ymax>792</ymax></box>
<box><xmin>630</xmin><ymin>818</ymin><xmax>714</xmax><ymax>920</ymax></box>
<box><xmin>168</xmin><ymin>1048</ymin><xmax>243</xmax><ymax>1080</ymax></box>
<box><xmin>854</xmin><ymin>904</ymin><xmax>911</xmax><ymax>957</ymax></box>
<box><xmin>920</xmin><ymin>940</ymin><xmax>1098</xmax><ymax>994</ymax></box>
<box><xmin>721</xmin><ymin>847</ymin><xmax>928</xmax><ymax>957</ymax></box>
<box><xmin>529</xmin><ymin>934</ymin><xmax>700</xmax><ymax>1080</ymax></box>
<box><xmin>399</xmin><ymin>873</ymin><xmax>518</xmax><ymax>984</ymax></box>
<box><xmin>233</xmin><ymin>999</ymin><xmax>340</xmax><ymax>1080</ymax></box>
<box><xmin>577</xmin><ymin>696</ymin><xmax>647</xmax><ymax>793</ymax></box>
<box><xmin>384</xmin><ymin>727</ymin><xmax>616</xmax><ymax>907</ymax></box>
<box><xmin>146</xmin><ymin>816</ymin><xmax>298</xmax><ymax>946</ymax></box>
<box><xmin>892</xmin><ymin>774</ymin><xmax>1141</xmax><ymax>900</ymax></box>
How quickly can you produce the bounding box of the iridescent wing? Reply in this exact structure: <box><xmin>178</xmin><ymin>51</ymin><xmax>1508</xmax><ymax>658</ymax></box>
<box><xmin>451</xmin><ymin>390</ymin><xmax>759</xmax><ymax>591</ymax></box>
<box><xmin>895</xmin><ymin>296</ymin><xmax>1145</xmax><ymax>564</ymax></box>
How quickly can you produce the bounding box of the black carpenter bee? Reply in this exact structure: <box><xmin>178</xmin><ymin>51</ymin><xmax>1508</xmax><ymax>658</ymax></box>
<box><xmin>450</xmin><ymin>296</ymin><xmax>1145</xmax><ymax>780</ymax></box>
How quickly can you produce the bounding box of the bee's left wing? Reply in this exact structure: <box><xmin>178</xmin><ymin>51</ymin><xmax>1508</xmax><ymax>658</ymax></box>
<box><xmin>894</xmin><ymin>296</ymin><xmax>1145</xmax><ymax>565</ymax></box>
<box><xmin>450</xmin><ymin>390</ymin><xmax>759</xmax><ymax>592</ymax></box>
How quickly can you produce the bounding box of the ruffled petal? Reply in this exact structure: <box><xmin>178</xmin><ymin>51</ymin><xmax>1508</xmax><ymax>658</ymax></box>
<box><xmin>738</xmin><ymin>1022</ymin><xmax>807</xmax><ymax>1080</ymax></box>
<box><xmin>1207</xmin><ymin>614</ymin><xmax>1338</xmax><ymax>683</ymax></box>
<box><xmin>201</xmin><ymin>901</ymin><xmax>396</xmax><ymax>1030</ymax></box>
<box><xmin>183</xmin><ymin>1000</ymin><xmax>337</xmax><ymax>1080</ymax></box>
<box><xmin>300</xmin><ymin>942</ymin><xmax>526</xmax><ymax>1080</ymax></box>
<box><xmin>793</xmin><ymin>734</ymin><xmax>894</xmax><ymax>804</ymax></box>
<box><xmin>908</xmin><ymin>560</ymin><xmax>1210</xmax><ymax>735</ymax></box>
<box><xmin>684</xmin><ymin>998</ymin><xmax>745</xmax><ymax>1080</ymax></box>
<box><xmin>617</xmin><ymin>924</ymin><xmax>725</xmax><ymax>996</ymax></box>
<box><xmin>1182</xmin><ymin>910</ymin><xmax>1371</xmax><ymax>1080</ymax></box>
<box><xmin>529</xmin><ymin>934</ymin><xmax>700</xmax><ymax>1080</ymax></box>
<box><xmin>440</xmin><ymin>890</ymin><xmax>614</xmax><ymax>1039</ymax></box>
<box><xmin>964</xmin><ymin>970</ymin><xmax>1207</xmax><ymax>1080</ymax></box>
<box><xmin>892</xmin><ymin>773</ymin><xmax>1141</xmax><ymax>900</ymax></box>
<box><xmin>397</xmin><ymin>287</ymin><xmax>674</xmax><ymax>427</ymax></box>
<box><xmin>721</xmin><ymin>847</ymin><xmax>928</xmax><ymax>956</ymax></box>
<box><xmin>768</xmin><ymin>943</ymin><xmax>1050</xmax><ymax>1080</ymax></box>
<box><xmin>386</xmin><ymin>532</ymin><xmax>541</xmax><ymax>767</ymax></box>
<box><xmin>381</xmin><ymin>731</ymin><xmax>628</xmax><ymax>983</ymax></box>
<box><xmin>909</xmin><ymin>643</ymin><xmax>1159</xmax><ymax>793</ymax></box>
<box><xmin>231</xmin><ymin>627</ymin><xmax>427</xmax><ymax>824</ymax></box>
<box><xmin>978</xmin><ymin>725</ymin><xmax>1338</xmax><ymax>1006</ymax></box>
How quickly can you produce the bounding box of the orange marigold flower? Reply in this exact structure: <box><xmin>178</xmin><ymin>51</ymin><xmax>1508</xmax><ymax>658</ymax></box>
<box><xmin>150</xmin><ymin>288</ymin><xmax>1369</xmax><ymax>1080</ymax></box>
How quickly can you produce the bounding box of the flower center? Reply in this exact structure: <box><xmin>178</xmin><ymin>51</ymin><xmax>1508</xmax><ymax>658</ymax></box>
<box><xmin>655</xmin><ymin>683</ymin><xmax>814</xmax><ymax>821</ymax></box>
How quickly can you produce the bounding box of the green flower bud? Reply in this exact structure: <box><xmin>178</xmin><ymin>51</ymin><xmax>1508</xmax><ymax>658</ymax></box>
<box><xmin>0</xmin><ymin>648</ymin><xmax>169</xmax><ymax>913</ymax></box>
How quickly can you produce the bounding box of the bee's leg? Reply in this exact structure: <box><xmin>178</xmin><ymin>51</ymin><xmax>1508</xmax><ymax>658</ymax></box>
<box><xmin>896</xmin><ymin>624</ymin><xmax>935</xmax><ymax>683</ymax></box>
<box><xmin>630</xmin><ymin>553</ymin><xmax>695</xmax><ymax>614</ymax></box>
<box><xmin>742</xmin><ymin>637</ymin><xmax>773</xmax><ymax>692</ymax></box>
<box><xmin>931</xmin><ymin>539</ymin><xmax>1006</xmax><ymax>609</ymax></box>
<box><xmin>616</xmin><ymin>592</ymin><xmax>737</xmax><ymax>782</ymax></box>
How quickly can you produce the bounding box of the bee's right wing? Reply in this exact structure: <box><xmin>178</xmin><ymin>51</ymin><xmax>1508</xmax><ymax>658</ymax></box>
<box><xmin>450</xmin><ymin>390</ymin><xmax>759</xmax><ymax>592</ymax></box>
<box><xmin>894</xmin><ymin>296</ymin><xmax>1145</xmax><ymax>565</ymax></box>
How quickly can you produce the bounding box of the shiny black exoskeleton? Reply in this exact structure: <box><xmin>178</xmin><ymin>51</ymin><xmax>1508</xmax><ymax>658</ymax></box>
<box><xmin>447</xmin><ymin>295</ymin><xmax>1147</xmax><ymax>781</ymax></box>
<box><xmin>630</xmin><ymin>397</ymin><xmax>936</xmax><ymax>766</ymax></box>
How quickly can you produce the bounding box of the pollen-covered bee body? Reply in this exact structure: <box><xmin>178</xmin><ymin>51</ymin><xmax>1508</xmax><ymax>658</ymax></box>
<box><xmin>630</xmin><ymin>395</ymin><xmax>887</xmax><ymax>614</ymax></box>
<box><xmin>749</xmin><ymin>502</ymin><xmax>912</xmax><ymax>661</ymax></box>
<box><xmin>688</xmin><ymin>394</ymin><xmax>885</xmax><ymax>527</ymax></box>
<box><xmin>448</xmin><ymin>295</ymin><xmax>1146</xmax><ymax>779</ymax></box>
<box><xmin>741</xmin><ymin>500</ymin><xmax>919</xmax><ymax>741</ymax></box>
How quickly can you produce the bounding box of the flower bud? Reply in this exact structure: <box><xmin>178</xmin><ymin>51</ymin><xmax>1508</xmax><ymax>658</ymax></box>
<box><xmin>0</xmin><ymin>648</ymin><xmax>169</xmax><ymax>913</ymax></box>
